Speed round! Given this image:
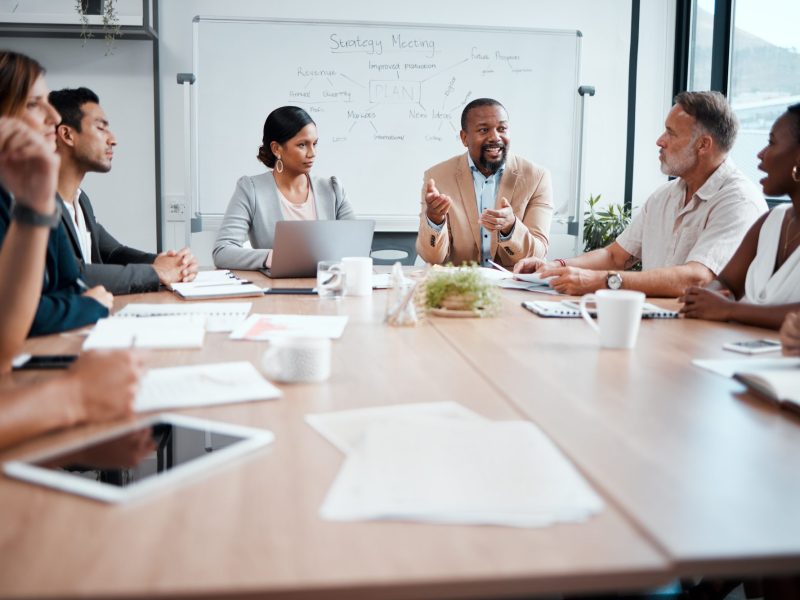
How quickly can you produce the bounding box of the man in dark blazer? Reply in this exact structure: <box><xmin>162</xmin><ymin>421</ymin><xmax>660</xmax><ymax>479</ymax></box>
<box><xmin>50</xmin><ymin>87</ymin><xmax>198</xmax><ymax>295</ymax></box>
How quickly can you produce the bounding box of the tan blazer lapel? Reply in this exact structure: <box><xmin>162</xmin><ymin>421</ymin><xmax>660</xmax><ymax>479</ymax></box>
<box><xmin>491</xmin><ymin>155</ymin><xmax>520</xmax><ymax>258</ymax></box>
<box><xmin>455</xmin><ymin>154</ymin><xmax>481</xmax><ymax>253</ymax></box>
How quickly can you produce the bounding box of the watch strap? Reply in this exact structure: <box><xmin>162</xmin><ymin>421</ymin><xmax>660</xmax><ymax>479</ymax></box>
<box><xmin>11</xmin><ymin>200</ymin><xmax>62</xmax><ymax>229</ymax></box>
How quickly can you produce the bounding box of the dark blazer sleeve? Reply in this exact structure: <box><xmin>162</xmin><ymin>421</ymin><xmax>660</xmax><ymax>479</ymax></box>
<box><xmin>0</xmin><ymin>191</ymin><xmax>108</xmax><ymax>336</ymax></box>
<box><xmin>77</xmin><ymin>192</ymin><xmax>160</xmax><ymax>294</ymax></box>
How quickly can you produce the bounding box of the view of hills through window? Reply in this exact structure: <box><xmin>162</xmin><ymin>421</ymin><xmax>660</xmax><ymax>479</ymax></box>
<box><xmin>691</xmin><ymin>0</ymin><xmax>800</xmax><ymax>198</ymax></box>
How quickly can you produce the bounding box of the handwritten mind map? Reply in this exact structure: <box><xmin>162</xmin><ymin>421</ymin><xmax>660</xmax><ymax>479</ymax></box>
<box><xmin>193</xmin><ymin>19</ymin><xmax>581</xmax><ymax>221</ymax></box>
<box><xmin>285</xmin><ymin>31</ymin><xmax>536</xmax><ymax>144</ymax></box>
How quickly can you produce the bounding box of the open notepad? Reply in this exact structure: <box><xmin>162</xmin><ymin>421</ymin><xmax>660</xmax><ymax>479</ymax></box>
<box><xmin>522</xmin><ymin>300</ymin><xmax>678</xmax><ymax>319</ymax></box>
<box><xmin>135</xmin><ymin>361</ymin><xmax>281</xmax><ymax>412</ymax></box>
<box><xmin>170</xmin><ymin>270</ymin><xmax>265</xmax><ymax>300</ymax></box>
<box><xmin>116</xmin><ymin>302</ymin><xmax>251</xmax><ymax>332</ymax></box>
<box><xmin>83</xmin><ymin>316</ymin><xmax>207</xmax><ymax>350</ymax></box>
<box><xmin>693</xmin><ymin>357</ymin><xmax>800</xmax><ymax>412</ymax></box>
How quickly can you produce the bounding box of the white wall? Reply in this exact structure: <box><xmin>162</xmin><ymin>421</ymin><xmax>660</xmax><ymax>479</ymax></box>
<box><xmin>2</xmin><ymin>0</ymin><xmax>677</xmax><ymax>266</ymax></box>
<box><xmin>0</xmin><ymin>36</ymin><xmax>158</xmax><ymax>253</ymax></box>
<box><xmin>159</xmin><ymin>0</ymin><xmax>671</xmax><ymax>265</ymax></box>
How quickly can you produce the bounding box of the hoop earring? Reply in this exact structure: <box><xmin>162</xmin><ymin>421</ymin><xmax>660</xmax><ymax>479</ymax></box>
<box><xmin>275</xmin><ymin>158</ymin><xmax>284</xmax><ymax>174</ymax></box>
<box><xmin>793</xmin><ymin>165</ymin><xmax>800</xmax><ymax>183</ymax></box>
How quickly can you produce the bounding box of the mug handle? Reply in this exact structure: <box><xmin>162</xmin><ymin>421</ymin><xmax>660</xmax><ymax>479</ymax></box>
<box><xmin>579</xmin><ymin>294</ymin><xmax>599</xmax><ymax>333</ymax></box>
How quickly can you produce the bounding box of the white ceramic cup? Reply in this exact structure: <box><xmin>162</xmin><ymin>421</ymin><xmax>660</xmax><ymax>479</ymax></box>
<box><xmin>317</xmin><ymin>260</ymin><xmax>346</xmax><ymax>298</ymax></box>
<box><xmin>261</xmin><ymin>337</ymin><xmax>331</xmax><ymax>383</ymax></box>
<box><xmin>342</xmin><ymin>256</ymin><xmax>373</xmax><ymax>297</ymax></box>
<box><xmin>579</xmin><ymin>290</ymin><xmax>645</xmax><ymax>349</ymax></box>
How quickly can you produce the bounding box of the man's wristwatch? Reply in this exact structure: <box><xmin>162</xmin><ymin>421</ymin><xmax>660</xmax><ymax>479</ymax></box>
<box><xmin>606</xmin><ymin>271</ymin><xmax>623</xmax><ymax>290</ymax></box>
<box><xmin>12</xmin><ymin>201</ymin><xmax>62</xmax><ymax>229</ymax></box>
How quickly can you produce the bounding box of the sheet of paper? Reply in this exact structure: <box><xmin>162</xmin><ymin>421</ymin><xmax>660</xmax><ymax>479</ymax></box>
<box><xmin>171</xmin><ymin>281</ymin><xmax>264</xmax><ymax>300</ymax></box>
<box><xmin>83</xmin><ymin>316</ymin><xmax>207</xmax><ymax>350</ymax></box>
<box><xmin>498</xmin><ymin>279</ymin><xmax>561</xmax><ymax>295</ymax></box>
<box><xmin>692</xmin><ymin>357</ymin><xmax>800</xmax><ymax>379</ymax></box>
<box><xmin>372</xmin><ymin>273</ymin><xmax>392</xmax><ymax>289</ymax></box>
<box><xmin>115</xmin><ymin>302</ymin><xmax>252</xmax><ymax>332</ymax></box>
<box><xmin>134</xmin><ymin>361</ymin><xmax>281</xmax><ymax>412</ymax></box>
<box><xmin>306</xmin><ymin>401</ymin><xmax>485</xmax><ymax>455</ymax></box>
<box><xmin>190</xmin><ymin>270</ymin><xmax>240</xmax><ymax>284</ymax></box>
<box><xmin>320</xmin><ymin>417</ymin><xmax>604</xmax><ymax>528</ymax></box>
<box><xmin>230</xmin><ymin>314</ymin><xmax>348</xmax><ymax>340</ymax></box>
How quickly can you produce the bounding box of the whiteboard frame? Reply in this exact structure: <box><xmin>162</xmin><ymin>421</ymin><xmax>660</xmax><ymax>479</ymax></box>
<box><xmin>190</xmin><ymin>16</ymin><xmax>583</xmax><ymax>233</ymax></box>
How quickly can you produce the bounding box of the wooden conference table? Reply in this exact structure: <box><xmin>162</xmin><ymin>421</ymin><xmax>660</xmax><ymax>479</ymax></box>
<box><xmin>0</xmin><ymin>270</ymin><xmax>798</xmax><ymax>599</ymax></box>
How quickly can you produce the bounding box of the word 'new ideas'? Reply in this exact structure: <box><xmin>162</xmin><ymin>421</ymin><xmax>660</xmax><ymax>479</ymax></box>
<box><xmin>329</xmin><ymin>33</ymin><xmax>436</xmax><ymax>58</ymax></box>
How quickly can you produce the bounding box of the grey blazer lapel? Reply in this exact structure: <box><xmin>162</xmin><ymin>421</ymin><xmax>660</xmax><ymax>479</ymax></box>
<box><xmin>311</xmin><ymin>175</ymin><xmax>336</xmax><ymax>220</ymax></box>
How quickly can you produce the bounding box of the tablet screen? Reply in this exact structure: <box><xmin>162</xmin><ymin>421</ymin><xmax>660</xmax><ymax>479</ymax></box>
<box><xmin>30</xmin><ymin>420</ymin><xmax>251</xmax><ymax>489</ymax></box>
<box><xmin>4</xmin><ymin>414</ymin><xmax>274</xmax><ymax>502</ymax></box>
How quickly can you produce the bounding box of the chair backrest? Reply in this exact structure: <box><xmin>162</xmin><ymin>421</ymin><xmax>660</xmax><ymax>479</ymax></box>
<box><xmin>370</xmin><ymin>231</ymin><xmax>417</xmax><ymax>266</ymax></box>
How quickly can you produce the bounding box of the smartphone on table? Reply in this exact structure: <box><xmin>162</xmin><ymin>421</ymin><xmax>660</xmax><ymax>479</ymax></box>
<box><xmin>722</xmin><ymin>339</ymin><xmax>782</xmax><ymax>355</ymax></box>
<box><xmin>12</xmin><ymin>354</ymin><xmax>78</xmax><ymax>370</ymax></box>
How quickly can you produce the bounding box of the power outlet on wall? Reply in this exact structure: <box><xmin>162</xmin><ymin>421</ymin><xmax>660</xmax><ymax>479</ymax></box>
<box><xmin>165</xmin><ymin>194</ymin><xmax>187</xmax><ymax>222</ymax></box>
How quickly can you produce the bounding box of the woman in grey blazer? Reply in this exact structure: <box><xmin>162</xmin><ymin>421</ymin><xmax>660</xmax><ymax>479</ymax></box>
<box><xmin>212</xmin><ymin>106</ymin><xmax>355</xmax><ymax>270</ymax></box>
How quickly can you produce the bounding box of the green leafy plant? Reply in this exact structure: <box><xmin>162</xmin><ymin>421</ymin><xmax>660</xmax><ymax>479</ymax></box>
<box><xmin>582</xmin><ymin>193</ymin><xmax>632</xmax><ymax>252</ymax></box>
<box><xmin>75</xmin><ymin>0</ymin><xmax>121</xmax><ymax>54</ymax></box>
<box><xmin>418</xmin><ymin>265</ymin><xmax>500</xmax><ymax>317</ymax></box>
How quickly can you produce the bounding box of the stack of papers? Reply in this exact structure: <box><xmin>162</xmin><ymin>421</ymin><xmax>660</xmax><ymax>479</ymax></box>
<box><xmin>308</xmin><ymin>402</ymin><xmax>603</xmax><ymax>528</ymax></box>
<box><xmin>480</xmin><ymin>263</ymin><xmax>558</xmax><ymax>294</ymax></box>
<box><xmin>171</xmin><ymin>270</ymin><xmax>264</xmax><ymax>300</ymax></box>
<box><xmin>230</xmin><ymin>314</ymin><xmax>349</xmax><ymax>340</ymax></box>
<box><xmin>135</xmin><ymin>361</ymin><xmax>281</xmax><ymax>412</ymax></box>
<box><xmin>116</xmin><ymin>302</ymin><xmax>252</xmax><ymax>332</ymax></box>
<box><xmin>83</xmin><ymin>316</ymin><xmax>206</xmax><ymax>350</ymax></box>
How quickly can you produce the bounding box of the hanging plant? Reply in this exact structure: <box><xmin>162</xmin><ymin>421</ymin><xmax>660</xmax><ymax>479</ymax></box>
<box><xmin>75</xmin><ymin>0</ymin><xmax>121</xmax><ymax>54</ymax></box>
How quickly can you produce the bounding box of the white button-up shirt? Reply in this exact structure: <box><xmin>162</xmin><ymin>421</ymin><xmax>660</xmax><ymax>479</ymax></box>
<box><xmin>616</xmin><ymin>160</ymin><xmax>767</xmax><ymax>274</ymax></box>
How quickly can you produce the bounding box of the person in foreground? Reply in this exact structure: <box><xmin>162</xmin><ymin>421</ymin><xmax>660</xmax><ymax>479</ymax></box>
<box><xmin>0</xmin><ymin>115</ymin><xmax>141</xmax><ymax>450</ymax></box>
<box><xmin>680</xmin><ymin>103</ymin><xmax>800</xmax><ymax>329</ymax></box>
<box><xmin>0</xmin><ymin>50</ymin><xmax>110</xmax><ymax>335</ymax></box>
<box><xmin>49</xmin><ymin>87</ymin><xmax>197</xmax><ymax>294</ymax></box>
<box><xmin>515</xmin><ymin>91</ymin><xmax>767</xmax><ymax>296</ymax></box>
<box><xmin>212</xmin><ymin>105</ymin><xmax>355</xmax><ymax>270</ymax></box>
<box><xmin>416</xmin><ymin>97</ymin><xmax>553</xmax><ymax>268</ymax></box>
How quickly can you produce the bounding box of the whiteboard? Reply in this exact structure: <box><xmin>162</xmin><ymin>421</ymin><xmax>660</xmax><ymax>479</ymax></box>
<box><xmin>191</xmin><ymin>17</ymin><xmax>582</xmax><ymax>230</ymax></box>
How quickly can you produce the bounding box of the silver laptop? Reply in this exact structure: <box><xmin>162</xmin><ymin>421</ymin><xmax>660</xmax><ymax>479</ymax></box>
<box><xmin>260</xmin><ymin>220</ymin><xmax>375</xmax><ymax>278</ymax></box>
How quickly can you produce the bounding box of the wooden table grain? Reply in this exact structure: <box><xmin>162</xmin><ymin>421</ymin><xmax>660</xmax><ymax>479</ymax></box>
<box><xmin>429</xmin><ymin>289</ymin><xmax>800</xmax><ymax>579</ymax></box>
<box><xmin>0</xmin><ymin>275</ymin><xmax>670</xmax><ymax>599</ymax></box>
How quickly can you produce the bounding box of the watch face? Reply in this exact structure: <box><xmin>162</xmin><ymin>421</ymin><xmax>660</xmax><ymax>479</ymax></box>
<box><xmin>607</xmin><ymin>273</ymin><xmax>622</xmax><ymax>290</ymax></box>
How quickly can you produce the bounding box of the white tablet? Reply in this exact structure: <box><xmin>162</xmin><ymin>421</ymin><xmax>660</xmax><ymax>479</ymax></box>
<box><xmin>3</xmin><ymin>414</ymin><xmax>274</xmax><ymax>503</ymax></box>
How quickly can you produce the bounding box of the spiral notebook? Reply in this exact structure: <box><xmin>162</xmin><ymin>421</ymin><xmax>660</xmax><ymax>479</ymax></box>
<box><xmin>115</xmin><ymin>302</ymin><xmax>252</xmax><ymax>332</ymax></box>
<box><xmin>522</xmin><ymin>300</ymin><xmax>678</xmax><ymax>319</ymax></box>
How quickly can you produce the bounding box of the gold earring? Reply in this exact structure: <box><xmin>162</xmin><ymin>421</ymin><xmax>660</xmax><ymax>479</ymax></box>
<box><xmin>275</xmin><ymin>157</ymin><xmax>284</xmax><ymax>174</ymax></box>
<box><xmin>793</xmin><ymin>165</ymin><xmax>800</xmax><ymax>183</ymax></box>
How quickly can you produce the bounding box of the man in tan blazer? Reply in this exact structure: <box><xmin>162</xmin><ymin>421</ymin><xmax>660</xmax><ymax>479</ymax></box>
<box><xmin>416</xmin><ymin>98</ymin><xmax>553</xmax><ymax>267</ymax></box>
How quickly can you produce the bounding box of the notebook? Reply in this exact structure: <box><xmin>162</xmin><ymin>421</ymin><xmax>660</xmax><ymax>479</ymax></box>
<box><xmin>522</xmin><ymin>300</ymin><xmax>678</xmax><ymax>319</ymax></box>
<box><xmin>260</xmin><ymin>220</ymin><xmax>375</xmax><ymax>278</ymax></box>
<box><xmin>115</xmin><ymin>302</ymin><xmax>252</xmax><ymax>332</ymax></box>
<box><xmin>733</xmin><ymin>368</ymin><xmax>800</xmax><ymax>412</ymax></box>
<box><xmin>169</xmin><ymin>270</ymin><xmax>265</xmax><ymax>300</ymax></box>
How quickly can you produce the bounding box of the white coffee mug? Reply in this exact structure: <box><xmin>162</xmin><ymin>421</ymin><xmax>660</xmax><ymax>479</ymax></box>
<box><xmin>579</xmin><ymin>289</ymin><xmax>645</xmax><ymax>349</ymax></box>
<box><xmin>261</xmin><ymin>337</ymin><xmax>331</xmax><ymax>383</ymax></box>
<box><xmin>342</xmin><ymin>256</ymin><xmax>373</xmax><ymax>297</ymax></box>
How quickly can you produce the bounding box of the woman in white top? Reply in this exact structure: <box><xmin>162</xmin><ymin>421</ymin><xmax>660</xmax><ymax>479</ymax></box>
<box><xmin>680</xmin><ymin>103</ymin><xmax>800</xmax><ymax>329</ymax></box>
<box><xmin>212</xmin><ymin>106</ymin><xmax>355</xmax><ymax>270</ymax></box>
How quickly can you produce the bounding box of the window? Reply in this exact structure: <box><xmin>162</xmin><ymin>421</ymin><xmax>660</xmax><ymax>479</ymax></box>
<box><xmin>687</xmin><ymin>0</ymin><xmax>714</xmax><ymax>91</ymax></box>
<box><xmin>728</xmin><ymin>0</ymin><xmax>800</xmax><ymax>197</ymax></box>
